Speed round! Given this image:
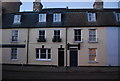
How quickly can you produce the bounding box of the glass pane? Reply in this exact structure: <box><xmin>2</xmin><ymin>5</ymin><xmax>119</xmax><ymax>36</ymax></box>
<box><xmin>89</xmin><ymin>49</ymin><xmax>96</xmax><ymax>55</ymax></box>
<box><xmin>48</xmin><ymin>54</ymin><xmax>51</xmax><ymax>59</ymax></box>
<box><xmin>54</xmin><ymin>30</ymin><xmax>57</xmax><ymax>35</ymax></box>
<box><xmin>36</xmin><ymin>49</ymin><xmax>39</xmax><ymax>54</ymax></box>
<box><xmin>41</xmin><ymin>54</ymin><xmax>46</xmax><ymax>58</ymax></box>
<box><xmin>36</xmin><ymin>54</ymin><xmax>39</xmax><ymax>59</ymax></box>
<box><xmin>48</xmin><ymin>49</ymin><xmax>51</xmax><ymax>53</ymax></box>
<box><xmin>42</xmin><ymin>30</ymin><xmax>45</xmax><ymax>35</ymax></box>
<box><xmin>41</xmin><ymin>49</ymin><xmax>46</xmax><ymax>53</ymax></box>
<box><xmin>75</xmin><ymin>36</ymin><xmax>77</xmax><ymax>41</ymax></box>
<box><xmin>39</xmin><ymin>30</ymin><xmax>45</xmax><ymax>35</ymax></box>
<box><xmin>78</xmin><ymin>30</ymin><xmax>81</xmax><ymax>35</ymax></box>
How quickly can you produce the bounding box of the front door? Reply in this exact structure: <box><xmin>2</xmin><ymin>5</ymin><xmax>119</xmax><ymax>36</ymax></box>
<box><xmin>58</xmin><ymin>48</ymin><xmax>64</xmax><ymax>66</ymax></box>
<box><xmin>70</xmin><ymin>48</ymin><xmax>78</xmax><ymax>67</ymax></box>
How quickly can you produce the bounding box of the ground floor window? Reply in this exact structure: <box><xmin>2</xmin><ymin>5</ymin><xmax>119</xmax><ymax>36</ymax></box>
<box><xmin>36</xmin><ymin>48</ymin><xmax>51</xmax><ymax>60</ymax></box>
<box><xmin>11</xmin><ymin>48</ymin><xmax>18</xmax><ymax>60</ymax></box>
<box><xmin>89</xmin><ymin>48</ymin><xmax>97</xmax><ymax>63</ymax></box>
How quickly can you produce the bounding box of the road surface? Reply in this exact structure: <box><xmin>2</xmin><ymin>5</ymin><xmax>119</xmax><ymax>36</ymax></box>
<box><xmin>2</xmin><ymin>70</ymin><xmax>119</xmax><ymax>79</ymax></box>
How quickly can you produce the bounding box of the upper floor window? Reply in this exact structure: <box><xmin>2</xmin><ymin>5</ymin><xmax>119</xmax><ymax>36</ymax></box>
<box><xmin>37</xmin><ymin>30</ymin><xmax>46</xmax><ymax>42</ymax></box>
<box><xmin>53</xmin><ymin>13</ymin><xmax>61</xmax><ymax>22</ymax></box>
<box><xmin>13</xmin><ymin>15</ymin><xmax>21</xmax><ymax>24</ymax></box>
<box><xmin>39</xmin><ymin>14</ymin><xmax>46</xmax><ymax>22</ymax></box>
<box><xmin>36</xmin><ymin>48</ymin><xmax>51</xmax><ymax>60</ymax></box>
<box><xmin>74</xmin><ymin>29</ymin><xmax>82</xmax><ymax>42</ymax></box>
<box><xmin>52</xmin><ymin>30</ymin><xmax>61</xmax><ymax>42</ymax></box>
<box><xmin>88</xmin><ymin>13</ymin><xmax>96</xmax><ymax>22</ymax></box>
<box><xmin>89</xmin><ymin>48</ymin><xmax>97</xmax><ymax>63</ymax></box>
<box><xmin>11</xmin><ymin>30</ymin><xmax>18</xmax><ymax>42</ymax></box>
<box><xmin>115</xmin><ymin>13</ymin><xmax>120</xmax><ymax>22</ymax></box>
<box><xmin>11</xmin><ymin>48</ymin><xmax>18</xmax><ymax>60</ymax></box>
<box><xmin>89</xmin><ymin>29</ymin><xmax>97</xmax><ymax>42</ymax></box>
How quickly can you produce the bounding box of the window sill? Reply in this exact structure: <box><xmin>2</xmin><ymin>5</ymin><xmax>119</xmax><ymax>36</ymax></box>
<box><xmin>38</xmin><ymin>22</ymin><xmax>46</xmax><ymax>23</ymax></box>
<box><xmin>13</xmin><ymin>22</ymin><xmax>21</xmax><ymax>24</ymax></box>
<box><xmin>10</xmin><ymin>41</ymin><xmax>19</xmax><ymax>43</ymax></box>
<box><xmin>88</xmin><ymin>61</ymin><xmax>99</xmax><ymax>64</ymax></box>
<box><xmin>88</xmin><ymin>41</ymin><xmax>98</xmax><ymax>43</ymax></box>
<box><xmin>11</xmin><ymin>59</ymin><xmax>18</xmax><ymax>60</ymax></box>
<box><xmin>74</xmin><ymin>41</ymin><xmax>83</xmax><ymax>43</ymax></box>
<box><xmin>35</xmin><ymin>59</ymin><xmax>52</xmax><ymax>61</ymax></box>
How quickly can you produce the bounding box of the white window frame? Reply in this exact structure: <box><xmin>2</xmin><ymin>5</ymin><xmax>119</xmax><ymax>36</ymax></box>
<box><xmin>36</xmin><ymin>48</ymin><xmax>51</xmax><ymax>61</ymax></box>
<box><xmin>88</xmin><ymin>29</ymin><xmax>98</xmax><ymax>42</ymax></box>
<box><xmin>89</xmin><ymin>48</ymin><xmax>97</xmax><ymax>63</ymax></box>
<box><xmin>53</xmin><ymin>13</ymin><xmax>61</xmax><ymax>22</ymax></box>
<box><xmin>13</xmin><ymin>15</ymin><xmax>21</xmax><ymax>24</ymax></box>
<box><xmin>11</xmin><ymin>30</ymin><xmax>19</xmax><ymax>42</ymax></box>
<box><xmin>74</xmin><ymin>29</ymin><xmax>83</xmax><ymax>42</ymax></box>
<box><xmin>11</xmin><ymin>48</ymin><xmax>18</xmax><ymax>60</ymax></box>
<box><xmin>88</xmin><ymin>13</ymin><xmax>96</xmax><ymax>22</ymax></box>
<box><xmin>115</xmin><ymin>12</ymin><xmax>120</xmax><ymax>22</ymax></box>
<box><xmin>39</xmin><ymin>14</ymin><xmax>46</xmax><ymax>22</ymax></box>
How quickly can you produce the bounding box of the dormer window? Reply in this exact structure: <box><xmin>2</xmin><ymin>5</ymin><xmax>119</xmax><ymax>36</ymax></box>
<box><xmin>53</xmin><ymin>13</ymin><xmax>61</xmax><ymax>22</ymax></box>
<box><xmin>115</xmin><ymin>13</ymin><xmax>120</xmax><ymax>22</ymax></box>
<box><xmin>88</xmin><ymin>13</ymin><xmax>96</xmax><ymax>22</ymax></box>
<box><xmin>39</xmin><ymin>14</ymin><xmax>46</xmax><ymax>22</ymax></box>
<box><xmin>13</xmin><ymin>15</ymin><xmax>21</xmax><ymax>24</ymax></box>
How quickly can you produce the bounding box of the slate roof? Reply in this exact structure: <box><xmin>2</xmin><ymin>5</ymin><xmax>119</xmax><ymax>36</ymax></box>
<box><xmin>1</xmin><ymin>8</ymin><xmax>120</xmax><ymax>29</ymax></box>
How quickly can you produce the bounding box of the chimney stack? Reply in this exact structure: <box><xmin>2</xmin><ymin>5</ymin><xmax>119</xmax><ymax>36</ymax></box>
<box><xmin>93</xmin><ymin>0</ymin><xmax>103</xmax><ymax>9</ymax></box>
<box><xmin>1</xmin><ymin>0</ymin><xmax>22</xmax><ymax>14</ymax></box>
<box><xmin>33</xmin><ymin>0</ymin><xmax>43</xmax><ymax>12</ymax></box>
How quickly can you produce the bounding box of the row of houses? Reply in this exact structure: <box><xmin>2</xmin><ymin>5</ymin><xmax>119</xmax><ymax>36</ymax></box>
<box><xmin>1</xmin><ymin>0</ymin><xmax>120</xmax><ymax>67</ymax></box>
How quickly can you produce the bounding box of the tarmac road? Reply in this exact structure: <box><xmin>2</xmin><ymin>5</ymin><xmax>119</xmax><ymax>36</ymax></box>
<box><xmin>2</xmin><ymin>70</ymin><xmax>119</xmax><ymax>79</ymax></box>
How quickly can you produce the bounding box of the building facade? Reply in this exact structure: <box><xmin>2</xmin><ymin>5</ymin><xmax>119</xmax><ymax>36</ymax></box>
<box><xmin>1</xmin><ymin>0</ymin><xmax>120</xmax><ymax>66</ymax></box>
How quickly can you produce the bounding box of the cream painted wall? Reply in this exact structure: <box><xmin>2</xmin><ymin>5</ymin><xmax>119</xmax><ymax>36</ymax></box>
<box><xmin>2</xmin><ymin>48</ymin><xmax>27</xmax><ymax>64</ymax></box>
<box><xmin>2</xmin><ymin>29</ymin><xmax>28</xmax><ymax>64</ymax></box>
<box><xmin>2</xmin><ymin>27</ymin><xmax>107</xmax><ymax>66</ymax></box>
<box><xmin>2</xmin><ymin>29</ymin><xmax>28</xmax><ymax>44</ymax></box>
<box><xmin>28</xmin><ymin>28</ymin><xmax>66</xmax><ymax>66</ymax></box>
<box><xmin>67</xmin><ymin>27</ymin><xmax>107</xmax><ymax>66</ymax></box>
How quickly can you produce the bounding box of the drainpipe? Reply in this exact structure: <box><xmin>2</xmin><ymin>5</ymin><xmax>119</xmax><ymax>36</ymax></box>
<box><xmin>66</xmin><ymin>27</ymin><xmax>68</xmax><ymax>71</ymax></box>
<box><xmin>26</xmin><ymin>28</ymin><xmax>30</xmax><ymax>65</ymax></box>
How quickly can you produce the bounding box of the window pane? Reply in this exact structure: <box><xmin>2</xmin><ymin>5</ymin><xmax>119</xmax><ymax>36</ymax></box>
<box><xmin>88</xmin><ymin>13</ymin><xmax>96</xmax><ymax>22</ymax></box>
<box><xmin>36</xmin><ymin>54</ymin><xmax>39</xmax><ymax>59</ymax></box>
<box><xmin>41</xmin><ymin>54</ymin><xmax>46</xmax><ymax>58</ymax></box>
<box><xmin>41</xmin><ymin>49</ymin><xmax>46</xmax><ymax>53</ymax></box>
<box><xmin>48</xmin><ymin>54</ymin><xmax>51</xmax><ymax>59</ymax></box>
<box><xmin>54</xmin><ymin>30</ymin><xmax>57</xmax><ymax>35</ymax></box>
<box><xmin>14</xmin><ymin>15</ymin><xmax>21</xmax><ymax>23</ymax></box>
<box><xmin>89</xmin><ymin>29</ymin><xmax>96</xmax><ymax>42</ymax></box>
<box><xmin>36</xmin><ymin>49</ymin><xmax>39</xmax><ymax>54</ymax></box>
<box><xmin>11</xmin><ymin>48</ymin><xmax>17</xmax><ymax>59</ymax></box>
<box><xmin>39</xmin><ymin>30</ymin><xmax>45</xmax><ymax>39</ymax></box>
<box><xmin>89</xmin><ymin>48</ymin><xmax>97</xmax><ymax>62</ymax></box>
<box><xmin>39</xmin><ymin>14</ymin><xmax>46</xmax><ymax>22</ymax></box>
<box><xmin>74</xmin><ymin>29</ymin><xmax>81</xmax><ymax>41</ymax></box>
<box><xmin>36</xmin><ymin>49</ymin><xmax>39</xmax><ymax>59</ymax></box>
<box><xmin>53</xmin><ymin>13</ymin><xmax>61</xmax><ymax>22</ymax></box>
<box><xmin>48</xmin><ymin>49</ymin><xmax>51</xmax><ymax>53</ymax></box>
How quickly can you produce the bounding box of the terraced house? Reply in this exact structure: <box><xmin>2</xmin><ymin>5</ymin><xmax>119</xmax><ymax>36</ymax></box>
<box><xmin>1</xmin><ymin>0</ymin><xmax>120</xmax><ymax>67</ymax></box>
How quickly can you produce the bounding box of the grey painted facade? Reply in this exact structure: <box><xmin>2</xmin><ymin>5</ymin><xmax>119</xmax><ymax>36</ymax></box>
<box><xmin>106</xmin><ymin>27</ymin><xmax>119</xmax><ymax>66</ymax></box>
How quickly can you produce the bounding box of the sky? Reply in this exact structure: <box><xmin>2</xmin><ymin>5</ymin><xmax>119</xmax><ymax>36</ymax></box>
<box><xmin>20</xmin><ymin>0</ymin><xmax>120</xmax><ymax>11</ymax></box>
